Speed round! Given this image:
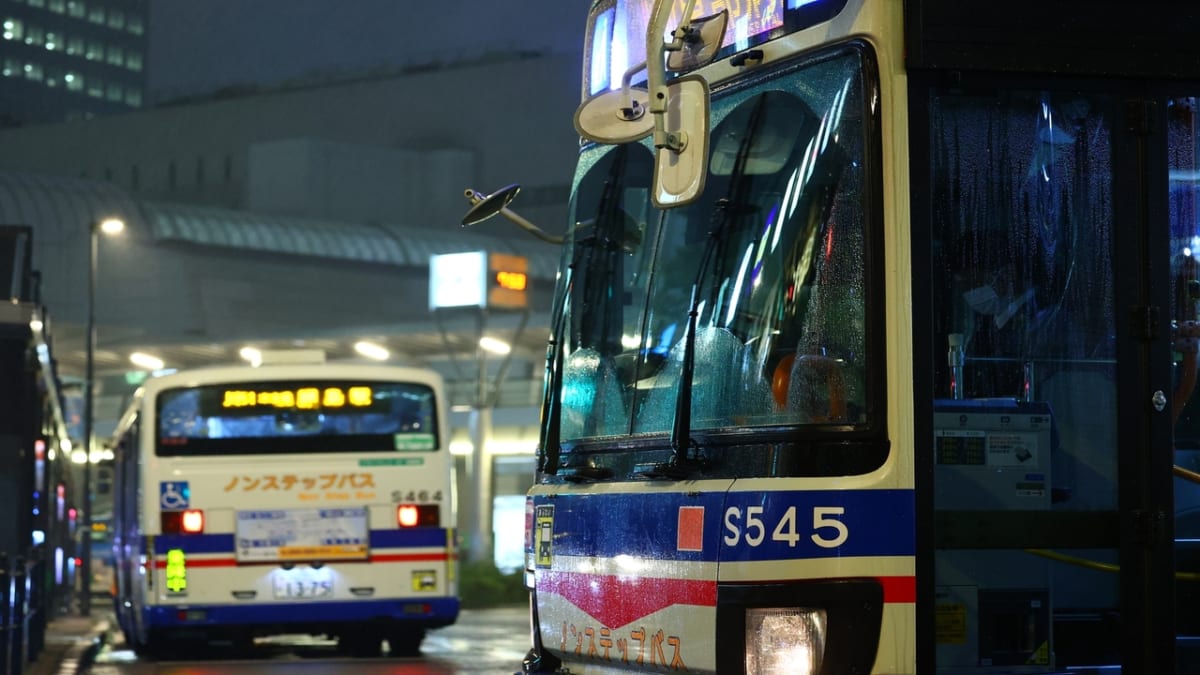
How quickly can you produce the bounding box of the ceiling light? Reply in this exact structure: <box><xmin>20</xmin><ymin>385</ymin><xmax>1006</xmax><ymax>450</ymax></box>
<box><xmin>239</xmin><ymin>346</ymin><xmax>262</xmax><ymax>367</ymax></box>
<box><xmin>97</xmin><ymin>217</ymin><xmax>125</xmax><ymax>235</ymax></box>
<box><xmin>129</xmin><ymin>352</ymin><xmax>163</xmax><ymax>371</ymax></box>
<box><xmin>354</xmin><ymin>341</ymin><xmax>389</xmax><ymax>361</ymax></box>
<box><xmin>479</xmin><ymin>336</ymin><xmax>511</xmax><ymax>355</ymax></box>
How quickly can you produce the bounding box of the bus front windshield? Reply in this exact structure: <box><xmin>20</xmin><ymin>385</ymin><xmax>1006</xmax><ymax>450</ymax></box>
<box><xmin>155</xmin><ymin>380</ymin><xmax>438</xmax><ymax>456</ymax></box>
<box><xmin>557</xmin><ymin>47</ymin><xmax>878</xmax><ymax>456</ymax></box>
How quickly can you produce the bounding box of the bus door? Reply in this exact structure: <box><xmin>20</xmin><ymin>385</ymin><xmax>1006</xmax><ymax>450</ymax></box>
<box><xmin>911</xmin><ymin>61</ymin><xmax>1196</xmax><ymax>674</ymax></box>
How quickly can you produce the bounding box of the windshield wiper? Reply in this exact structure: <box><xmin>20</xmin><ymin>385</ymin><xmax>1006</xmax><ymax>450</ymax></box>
<box><xmin>643</xmin><ymin>97</ymin><xmax>769</xmax><ymax>481</ymax></box>
<box><xmin>541</xmin><ymin>147</ymin><xmax>632</xmax><ymax>475</ymax></box>
<box><xmin>639</xmin><ymin>207</ymin><xmax>722</xmax><ymax>480</ymax></box>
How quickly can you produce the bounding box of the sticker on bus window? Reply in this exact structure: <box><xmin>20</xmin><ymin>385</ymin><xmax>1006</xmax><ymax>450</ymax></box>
<box><xmin>393</xmin><ymin>433</ymin><xmax>435</xmax><ymax>451</ymax></box>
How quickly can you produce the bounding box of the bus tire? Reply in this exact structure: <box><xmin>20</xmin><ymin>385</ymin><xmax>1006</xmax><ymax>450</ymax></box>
<box><xmin>386</xmin><ymin>628</ymin><xmax>425</xmax><ymax>656</ymax></box>
<box><xmin>337</xmin><ymin>629</ymin><xmax>383</xmax><ymax>658</ymax></box>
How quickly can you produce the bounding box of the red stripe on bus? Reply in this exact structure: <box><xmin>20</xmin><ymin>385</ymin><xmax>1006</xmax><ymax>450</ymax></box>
<box><xmin>369</xmin><ymin>553</ymin><xmax>450</xmax><ymax>563</ymax></box>
<box><xmin>879</xmin><ymin>575</ymin><xmax>916</xmax><ymax>603</ymax></box>
<box><xmin>540</xmin><ymin>571</ymin><xmax>718</xmax><ymax>629</ymax></box>
<box><xmin>152</xmin><ymin>553</ymin><xmax>450</xmax><ymax>568</ymax></box>
<box><xmin>154</xmin><ymin>558</ymin><xmax>237</xmax><ymax>568</ymax></box>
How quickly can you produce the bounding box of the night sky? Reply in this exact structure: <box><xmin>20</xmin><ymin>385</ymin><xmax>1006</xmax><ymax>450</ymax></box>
<box><xmin>147</xmin><ymin>0</ymin><xmax>589</xmax><ymax>101</ymax></box>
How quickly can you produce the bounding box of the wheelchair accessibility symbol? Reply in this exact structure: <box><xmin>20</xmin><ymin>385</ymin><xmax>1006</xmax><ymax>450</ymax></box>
<box><xmin>160</xmin><ymin>481</ymin><xmax>190</xmax><ymax>510</ymax></box>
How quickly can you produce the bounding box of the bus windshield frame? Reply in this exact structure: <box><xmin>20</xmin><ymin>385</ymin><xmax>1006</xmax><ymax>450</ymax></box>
<box><xmin>154</xmin><ymin>379</ymin><xmax>439</xmax><ymax>457</ymax></box>
<box><xmin>552</xmin><ymin>41</ymin><xmax>886</xmax><ymax>477</ymax></box>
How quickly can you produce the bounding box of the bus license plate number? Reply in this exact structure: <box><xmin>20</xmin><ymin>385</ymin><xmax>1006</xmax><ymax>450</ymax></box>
<box><xmin>272</xmin><ymin>568</ymin><xmax>333</xmax><ymax>599</ymax></box>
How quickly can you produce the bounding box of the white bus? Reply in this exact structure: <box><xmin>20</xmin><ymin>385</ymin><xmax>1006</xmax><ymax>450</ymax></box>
<box><xmin>109</xmin><ymin>361</ymin><xmax>458</xmax><ymax>657</ymax></box>
<box><xmin>501</xmin><ymin>0</ymin><xmax>1200</xmax><ymax>673</ymax></box>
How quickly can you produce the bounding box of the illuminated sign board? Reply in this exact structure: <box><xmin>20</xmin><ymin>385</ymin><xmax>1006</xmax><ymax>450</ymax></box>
<box><xmin>429</xmin><ymin>251</ymin><xmax>487</xmax><ymax>310</ymax></box>
<box><xmin>429</xmin><ymin>251</ymin><xmax>529</xmax><ymax>310</ymax></box>
<box><xmin>221</xmin><ymin>386</ymin><xmax>373</xmax><ymax>410</ymax></box>
<box><xmin>488</xmin><ymin>252</ymin><xmax>529</xmax><ymax>309</ymax></box>
<box><xmin>586</xmin><ymin>0</ymin><xmax>785</xmax><ymax>95</ymax></box>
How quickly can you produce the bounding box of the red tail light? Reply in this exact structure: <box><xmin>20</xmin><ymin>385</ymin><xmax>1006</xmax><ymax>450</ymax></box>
<box><xmin>162</xmin><ymin>509</ymin><xmax>205</xmax><ymax>534</ymax></box>
<box><xmin>396</xmin><ymin>504</ymin><xmax>439</xmax><ymax>528</ymax></box>
<box><xmin>182</xmin><ymin>509</ymin><xmax>204</xmax><ymax>533</ymax></box>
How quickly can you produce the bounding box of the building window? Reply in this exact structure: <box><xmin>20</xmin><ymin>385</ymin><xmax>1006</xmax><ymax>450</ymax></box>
<box><xmin>23</xmin><ymin>61</ymin><xmax>43</xmax><ymax>82</ymax></box>
<box><xmin>85</xmin><ymin>39</ymin><xmax>100</xmax><ymax>60</ymax></box>
<box><xmin>105</xmin><ymin>82</ymin><xmax>120</xmax><ymax>102</ymax></box>
<box><xmin>24</xmin><ymin>25</ymin><xmax>42</xmax><ymax>47</ymax></box>
<box><xmin>125</xmin><ymin>50</ymin><xmax>141</xmax><ymax>71</ymax></box>
<box><xmin>27</xmin><ymin>0</ymin><xmax>45</xmax><ymax>8</ymax></box>
<box><xmin>44</xmin><ymin>31</ymin><xmax>59</xmax><ymax>50</ymax></box>
<box><xmin>86</xmin><ymin>76</ymin><xmax>102</xmax><ymax>98</ymax></box>
<box><xmin>2</xmin><ymin>18</ymin><xmax>22</xmax><ymax>41</ymax></box>
<box><xmin>123</xmin><ymin>86</ymin><xmax>140</xmax><ymax>106</ymax></box>
<box><xmin>126</xmin><ymin>14</ymin><xmax>142</xmax><ymax>35</ymax></box>
<box><xmin>66</xmin><ymin>36</ymin><xmax>82</xmax><ymax>55</ymax></box>
<box><xmin>87</xmin><ymin>5</ymin><xmax>103</xmax><ymax>24</ymax></box>
<box><xmin>105</xmin><ymin>44</ymin><xmax>121</xmax><ymax>66</ymax></box>
<box><xmin>48</xmin><ymin>0</ymin><xmax>64</xmax><ymax>13</ymax></box>
<box><xmin>2</xmin><ymin>58</ymin><xmax>18</xmax><ymax>77</ymax></box>
<box><xmin>66</xmin><ymin>1</ymin><xmax>84</xmax><ymax>19</ymax></box>
<box><xmin>44</xmin><ymin>65</ymin><xmax>60</xmax><ymax>86</ymax></box>
<box><xmin>105</xmin><ymin>8</ymin><xmax>122</xmax><ymax>30</ymax></box>
<box><xmin>64</xmin><ymin>70</ymin><xmax>82</xmax><ymax>91</ymax></box>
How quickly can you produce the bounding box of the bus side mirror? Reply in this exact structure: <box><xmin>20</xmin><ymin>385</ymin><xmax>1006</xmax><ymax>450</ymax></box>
<box><xmin>652</xmin><ymin>75</ymin><xmax>709</xmax><ymax>208</ymax></box>
<box><xmin>647</xmin><ymin>0</ymin><xmax>713</xmax><ymax>208</ymax></box>
<box><xmin>666</xmin><ymin>10</ymin><xmax>728</xmax><ymax>72</ymax></box>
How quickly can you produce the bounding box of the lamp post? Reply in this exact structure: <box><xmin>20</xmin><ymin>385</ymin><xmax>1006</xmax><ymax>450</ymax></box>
<box><xmin>81</xmin><ymin>216</ymin><xmax>123</xmax><ymax>616</ymax></box>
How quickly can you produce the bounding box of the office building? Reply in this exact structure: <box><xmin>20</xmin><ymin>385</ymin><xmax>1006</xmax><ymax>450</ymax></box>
<box><xmin>0</xmin><ymin>0</ymin><xmax>147</xmax><ymax>125</ymax></box>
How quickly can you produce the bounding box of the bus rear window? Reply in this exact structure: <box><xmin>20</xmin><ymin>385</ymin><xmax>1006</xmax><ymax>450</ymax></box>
<box><xmin>155</xmin><ymin>380</ymin><xmax>438</xmax><ymax>456</ymax></box>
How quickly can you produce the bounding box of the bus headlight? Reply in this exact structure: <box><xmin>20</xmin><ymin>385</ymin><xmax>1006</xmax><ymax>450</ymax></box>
<box><xmin>745</xmin><ymin>607</ymin><xmax>828</xmax><ymax>675</ymax></box>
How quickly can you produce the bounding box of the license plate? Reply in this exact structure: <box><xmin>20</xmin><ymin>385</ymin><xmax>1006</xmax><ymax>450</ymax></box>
<box><xmin>272</xmin><ymin>567</ymin><xmax>333</xmax><ymax>599</ymax></box>
<box><xmin>237</xmin><ymin>508</ymin><xmax>369</xmax><ymax>563</ymax></box>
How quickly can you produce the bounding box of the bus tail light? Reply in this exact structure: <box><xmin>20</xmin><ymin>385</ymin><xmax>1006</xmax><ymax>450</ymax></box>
<box><xmin>396</xmin><ymin>504</ymin><xmax>439</xmax><ymax>528</ymax></box>
<box><xmin>162</xmin><ymin>509</ymin><xmax>205</xmax><ymax>534</ymax></box>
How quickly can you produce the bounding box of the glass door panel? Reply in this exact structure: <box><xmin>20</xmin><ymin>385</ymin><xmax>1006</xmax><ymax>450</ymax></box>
<box><xmin>927</xmin><ymin>90</ymin><xmax>1122</xmax><ymax>671</ymax></box>
<box><xmin>1169</xmin><ymin>96</ymin><xmax>1200</xmax><ymax>667</ymax></box>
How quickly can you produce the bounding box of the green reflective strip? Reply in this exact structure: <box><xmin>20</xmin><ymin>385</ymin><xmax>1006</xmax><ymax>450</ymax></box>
<box><xmin>359</xmin><ymin>457</ymin><xmax>426</xmax><ymax>467</ymax></box>
<box><xmin>393</xmin><ymin>433</ymin><xmax>436</xmax><ymax>451</ymax></box>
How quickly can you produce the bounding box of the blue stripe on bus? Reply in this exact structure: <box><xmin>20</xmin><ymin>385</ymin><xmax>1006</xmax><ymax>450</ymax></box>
<box><xmin>155</xmin><ymin>533</ymin><xmax>235</xmax><ymax>554</ymax></box>
<box><xmin>154</xmin><ymin>528</ymin><xmax>450</xmax><ymax>555</ymax></box>
<box><xmin>144</xmin><ymin>597</ymin><xmax>460</xmax><ymax>627</ymax></box>
<box><xmin>369</xmin><ymin>528</ymin><xmax>448</xmax><ymax>548</ymax></box>
<box><xmin>534</xmin><ymin>488</ymin><xmax>915</xmax><ymax>561</ymax></box>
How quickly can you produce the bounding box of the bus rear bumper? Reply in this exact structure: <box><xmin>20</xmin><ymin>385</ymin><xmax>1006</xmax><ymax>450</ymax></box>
<box><xmin>144</xmin><ymin>597</ymin><xmax>460</xmax><ymax>633</ymax></box>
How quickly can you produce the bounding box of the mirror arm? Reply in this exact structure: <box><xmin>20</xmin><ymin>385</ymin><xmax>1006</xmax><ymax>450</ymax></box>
<box><xmin>618</xmin><ymin>61</ymin><xmax>648</xmax><ymax>121</ymax></box>
<box><xmin>499</xmin><ymin>207</ymin><xmax>564</xmax><ymax>245</ymax></box>
<box><xmin>647</xmin><ymin>0</ymin><xmax>695</xmax><ymax>154</ymax></box>
<box><xmin>663</xmin><ymin>0</ymin><xmax>700</xmax><ymax>52</ymax></box>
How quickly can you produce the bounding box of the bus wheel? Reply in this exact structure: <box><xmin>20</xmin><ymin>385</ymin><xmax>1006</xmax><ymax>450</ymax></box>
<box><xmin>337</xmin><ymin>630</ymin><xmax>383</xmax><ymax>658</ymax></box>
<box><xmin>386</xmin><ymin>628</ymin><xmax>425</xmax><ymax>657</ymax></box>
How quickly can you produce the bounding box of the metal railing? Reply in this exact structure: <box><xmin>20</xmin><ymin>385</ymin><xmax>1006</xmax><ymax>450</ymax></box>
<box><xmin>0</xmin><ymin>553</ymin><xmax>47</xmax><ymax>675</ymax></box>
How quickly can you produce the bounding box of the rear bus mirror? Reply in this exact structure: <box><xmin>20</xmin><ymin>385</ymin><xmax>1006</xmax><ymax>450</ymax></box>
<box><xmin>652</xmin><ymin>75</ymin><xmax>710</xmax><ymax>208</ymax></box>
<box><xmin>666</xmin><ymin>10</ymin><xmax>729</xmax><ymax>72</ymax></box>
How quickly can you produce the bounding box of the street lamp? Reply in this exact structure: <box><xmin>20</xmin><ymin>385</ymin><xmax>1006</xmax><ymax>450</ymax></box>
<box><xmin>81</xmin><ymin>216</ymin><xmax>123</xmax><ymax>616</ymax></box>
